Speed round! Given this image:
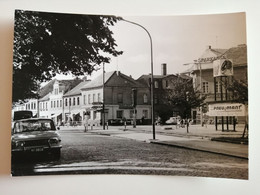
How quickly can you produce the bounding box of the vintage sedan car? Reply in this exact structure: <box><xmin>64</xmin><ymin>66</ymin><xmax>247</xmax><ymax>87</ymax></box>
<box><xmin>11</xmin><ymin>118</ymin><xmax>62</xmax><ymax>159</ymax></box>
<box><xmin>165</xmin><ymin>117</ymin><xmax>178</xmax><ymax>125</ymax></box>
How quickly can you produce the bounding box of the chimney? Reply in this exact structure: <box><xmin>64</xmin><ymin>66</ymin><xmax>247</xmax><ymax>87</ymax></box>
<box><xmin>207</xmin><ymin>45</ymin><xmax>212</xmax><ymax>50</ymax></box>
<box><xmin>161</xmin><ymin>63</ymin><xmax>167</xmax><ymax>76</ymax></box>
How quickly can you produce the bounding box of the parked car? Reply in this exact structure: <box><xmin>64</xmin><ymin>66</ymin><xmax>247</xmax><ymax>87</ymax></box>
<box><xmin>13</xmin><ymin>110</ymin><xmax>33</xmax><ymax>121</ymax></box>
<box><xmin>165</xmin><ymin>117</ymin><xmax>178</xmax><ymax>125</ymax></box>
<box><xmin>11</xmin><ymin>118</ymin><xmax>62</xmax><ymax>159</ymax></box>
<box><xmin>12</xmin><ymin>110</ymin><xmax>33</xmax><ymax>129</ymax></box>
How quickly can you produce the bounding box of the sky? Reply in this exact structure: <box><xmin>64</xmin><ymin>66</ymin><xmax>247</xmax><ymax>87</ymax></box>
<box><xmin>55</xmin><ymin>12</ymin><xmax>247</xmax><ymax>81</ymax></box>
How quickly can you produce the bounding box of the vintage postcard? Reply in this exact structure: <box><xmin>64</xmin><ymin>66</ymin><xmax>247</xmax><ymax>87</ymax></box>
<box><xmin>11</xmin><ymin>10</ymin><xmax>248</xmax><ymax>179</ymax></box>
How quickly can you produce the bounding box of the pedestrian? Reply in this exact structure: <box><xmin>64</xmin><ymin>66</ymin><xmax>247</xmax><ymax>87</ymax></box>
<box><xmin>84</xmin><ymin>115</ymin><xmax>89</xmax><ymax>132</ymax></box>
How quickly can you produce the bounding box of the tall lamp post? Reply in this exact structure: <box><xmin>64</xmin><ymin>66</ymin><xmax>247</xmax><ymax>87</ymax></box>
<box><xmin>120</xmin><ymin>18</ymin><xmax>156</xmax><ymax>140</ymax></box>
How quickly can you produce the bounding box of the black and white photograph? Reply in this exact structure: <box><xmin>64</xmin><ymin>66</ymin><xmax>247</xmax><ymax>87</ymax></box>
<box><xmin>10</xmin><ymin>10</ymin><xmax>248</xmax><ymax>179</ymax></box>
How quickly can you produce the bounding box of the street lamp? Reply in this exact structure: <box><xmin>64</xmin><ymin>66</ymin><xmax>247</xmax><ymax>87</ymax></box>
<box><xmin>120</xmin><ymin>18</ymin><xmax>156</xmax><ymax>140</ymax></box>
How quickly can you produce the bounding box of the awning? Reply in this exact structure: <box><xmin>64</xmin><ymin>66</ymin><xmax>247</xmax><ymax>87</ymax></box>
<box><xmin>51</xmin><ymin>113</ymin><xmax>61</xmax><ymax>118</ymax></box>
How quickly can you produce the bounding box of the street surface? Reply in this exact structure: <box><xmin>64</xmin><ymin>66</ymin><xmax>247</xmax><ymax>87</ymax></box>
<box><xmin>11</xmin><ymin>127</ymin><xmax>248</xmax><ymax>179</ymax></box>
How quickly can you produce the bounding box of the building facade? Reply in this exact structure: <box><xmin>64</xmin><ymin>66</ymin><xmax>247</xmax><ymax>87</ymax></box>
<box><xmin>183</xmin><ymin>44</ymin><xmax>248</xmax><ymax>125</ymax></box>
<box><xmin>138</xmin><ymin>63</ymin><xmax>190</xmax><ymax>123</ymax></box>
<box><xmin>81</xmin><ymin>71</ymin><xmax>151</xmax><ymax>125</ymax></box>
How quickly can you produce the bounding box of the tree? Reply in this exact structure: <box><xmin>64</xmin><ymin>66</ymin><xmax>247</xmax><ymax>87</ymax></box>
<box><xmin>13</xmin><ymin>10</ymin><xmax>123</xmax><ymax>102</ymax></box>
<box><xmin>166</xmin><ymin>77</ymin><xmax>207</xmax><ymax>119</ymax></box>
<box><xmin>226</xmin><ymin>79</ymin><xmax>248</xmax><ymax>104</ymax></box>
<box><xmin>225</xmin><ymin>78</ymin><xmax>248</xmax><ymax>138</ymax></box>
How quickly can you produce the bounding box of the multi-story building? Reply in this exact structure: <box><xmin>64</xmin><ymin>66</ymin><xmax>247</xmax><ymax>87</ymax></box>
<box><xmin>81</xmin><ymin>71</ymin><xmax>151</xmax><ymax>125</ymax></box>
<box><xmin>63</xmin><ymin>79</ymin><xmax>90</xmax><ymax>125</ymax></box>
<box><xmin>137</xmin><ymin>63</ymin><xmax>190</xmax><ymax>122</ymax></box>
<box><xmin>38</xmin><ymin>78</ymin><xmax>82</xmax><ymax>124</ymax></box>
<box><xmin>183</xmin><ymin>44</ymin><xmax>247</xmax><ymax>124</ymax></box>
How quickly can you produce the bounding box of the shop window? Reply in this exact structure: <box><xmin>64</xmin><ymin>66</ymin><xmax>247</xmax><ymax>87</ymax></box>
<box><xmin>117</xmin><ymin>110</ymin><xmax>123</xmax><ymax>118</ymax></box>
<box><xmin>142</xmin><ymin>110</ymin><xmax>148</xmax><ymax>118</ymax></box>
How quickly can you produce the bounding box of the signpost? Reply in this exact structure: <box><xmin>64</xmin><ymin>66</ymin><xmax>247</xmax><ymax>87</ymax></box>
<box><xmin>208</xmin><ymin>103</ymin><xmax>246</xmax><ymax>117</ymax></box>
<box><xmin>213</xmin><ymin>58</ymin><xmax>234</xmax><ymax>131</ymax></box>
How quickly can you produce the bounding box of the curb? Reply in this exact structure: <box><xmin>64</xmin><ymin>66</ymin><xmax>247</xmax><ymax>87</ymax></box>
<box><xmin>150</xmin><ymin>141</ymin><xmax>248</xmax><ymax>160</ymax></box>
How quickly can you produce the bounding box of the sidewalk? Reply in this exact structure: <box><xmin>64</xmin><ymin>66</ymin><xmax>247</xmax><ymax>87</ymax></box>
<box><xmin>59</xmin><ymin>124</ymin><xmax>248</xmax><ymax>159</ymax></box>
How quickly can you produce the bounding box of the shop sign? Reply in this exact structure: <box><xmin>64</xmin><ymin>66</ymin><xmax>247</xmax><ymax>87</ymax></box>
<box><xmin>208</xmin><ymin>103</ymin><xmax>245</xmax><ymax>116</ymax></box>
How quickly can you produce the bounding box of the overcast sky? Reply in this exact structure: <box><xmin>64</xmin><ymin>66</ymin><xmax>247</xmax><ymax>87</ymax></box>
<box><xmin>56</xmin><ymin>12</ymin><xmax>246</xmax><ymax>80</ymax></box>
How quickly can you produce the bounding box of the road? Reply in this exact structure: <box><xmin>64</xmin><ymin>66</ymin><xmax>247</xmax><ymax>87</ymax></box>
<box><xmin>11</xmin><ymin>128</ymin><xmax>248</xmax><ymax>179</ymax></box>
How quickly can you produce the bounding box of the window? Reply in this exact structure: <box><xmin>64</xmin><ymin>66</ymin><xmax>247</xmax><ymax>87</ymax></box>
<box><xmin>117</xmin><ymin>93</ymin><xmax>123</xmax><ymax>103</ymax></box>
<box><xmin>83</xmin><ymin>95</ymin><xmax>86</xmax><ymax>105</ymax></box>
<box><xmin>54</xmin><ymin>101</ymin><xmax>56</xmax><ymax>108</ymax></box>
<box><xmin>57</xmin><ymin>100</ymin><xmax>59</xmax><ymax>107</ymax></box>
<box><xmin>46</xmin><ymin>102</ymin><xmax>48</xmax><ymax>111</ymax></box>
<box><xmin>88</xmin><ymin>94</ymin><xmax>91</xmax><ymax>104</ymax></box>
<box><xmin>143</xmin><ymin>93</ymin><xmax>148</xmax><ymax>103</ymax></box>
<box><xmin>77</xmin><ymin>97</ymin><xmax>80</xmax><ymax>105</ymax></box>
<box><xmin>65</xmin><ymin>99</ymin><xmax>68</xmax><ymax>107</ymax></box>
<box><xmin>73</xmin><ymin>98</ymin><xmax>75</xmax><ymax>106</ymax></box>
<box><xmin>117</xmin><ymin>110</ymin><xmax>123</xmax><ymax>118</ymax></box>
<box><xmin>202</xmin><ymin>82</ymin><xmax>209</xmax><ymax>93</ymax></box>
<box><xmin>51</xmin><ymin>101</ymin><xmax>53</xmax><ymax>108</ymax></box>
<box><xmin>54</xmin><ymin>88</ymin><xmax>59</xmax><ymax>95</ymax></box>
<box><xmin>93</xmin><ymin>111</ymin><xmax>96</xmax><ymax>120</ymax></box>
<box><xmin>154</xmin><ymin>81</ymin><xmax>159</xmax><ymax>88</ymax></box>
<box><xmin>142</xmin><ymin>110</ymin><xmax>148</xmax><ymax>118</ymax></box>
<box><xmin>163</xmin><ymin>80</ymin><xmax>168</xmax><ymax>88</ymax></box>
<box><xmin>215</xmin><ymin>81</ymin><xmax>221</xmax><ymax>93</ymax></box>
<box><xmin>93</xmin><ymin>94</ymin><xmax>96</xmax><ymax>103</ymax></box>
<box><xmin>60</xmin><ymin>100</ymin><xmax>62</xmax><ymax>107</ymax></box>
<box><xmin>69</xmin><ymin>98</ymin><xmax>71</xmax><ymax>106</ymax></box>
<box><xmin>98</xmin><ymin>93</ymin><xmax>101</xmax><ymax>102</ymax></box>
<box><xmin>130</xmin><ymin>110</ymin><xmax>137</xmax><ymax>118</ymax></box>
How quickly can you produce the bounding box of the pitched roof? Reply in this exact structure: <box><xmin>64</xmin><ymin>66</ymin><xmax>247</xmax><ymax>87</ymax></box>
<box><xmin>58</xmin><ymin>79</ymin><xmax>83</xmax><ymax>93</ymax></box>
<box><xmin>63</xmin><ymin>80</ymin><xmax>90</xmax><ymax>97</ymax></box>
<box><xmin>81</xmin><ymin>71</ymin><xmax>115</xmax><ymax>90</ymax></box>
<box><xmin>38</xmin><ymin>79</ymin><xmax>56</xmax><ymax>98</ymax></box>
<box><xmin>224</xmin><ymin>44</ymin><xmax>247</xmax><ymax>65</ymax></box>
<box><xmin>38</xmin><ymin>78</ymin><xmax>83</xmax><ymax>98</ymax></box>
<box><xmin>115</xmin><ymin>71</ymin><xmax>147</xmax><ymax>88</ymax></box>
<box><xmin>137</xmin><ymin>74</ymin><xmax>179</xmax><ymax>87</ymax></box>
<box><xmin>198</xmin><ymin>48</ymin><xmax>228</xmax><ymax>60</ymax></box>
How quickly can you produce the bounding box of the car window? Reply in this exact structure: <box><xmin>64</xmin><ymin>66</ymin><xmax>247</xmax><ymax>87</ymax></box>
<box><xmin>13</xmin><ymin>120</ymin><xmax>55</xmax><ymax>133</ymax></box>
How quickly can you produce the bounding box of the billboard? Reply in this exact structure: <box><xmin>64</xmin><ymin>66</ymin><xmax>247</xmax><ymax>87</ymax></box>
<box><xmin>213</xmin><ymin>59</ymin><xmax>233</xmax><ymax>77</ymax></box>
<box><xmin>208</xmin><ymin>103</ymin><xmax>246</xmax><ymax>116</ymax></box>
